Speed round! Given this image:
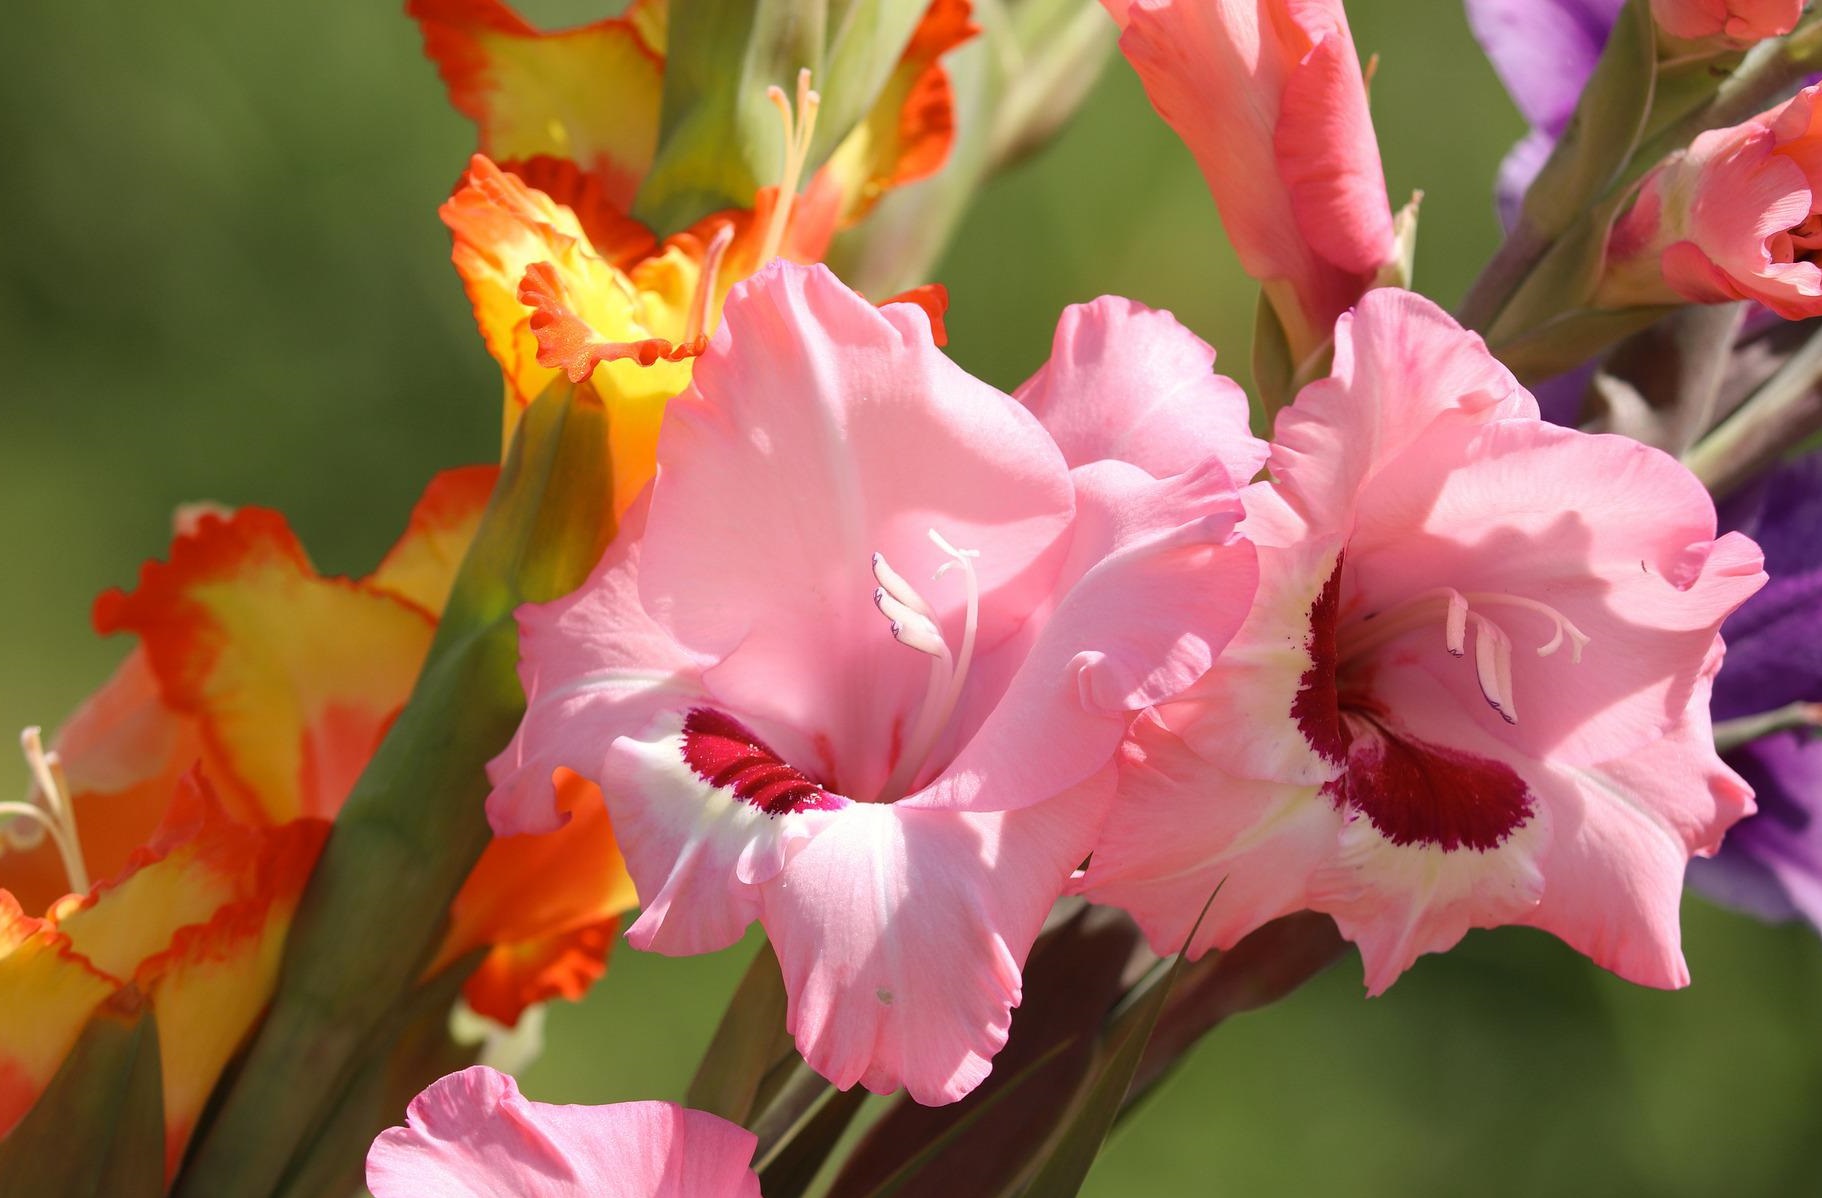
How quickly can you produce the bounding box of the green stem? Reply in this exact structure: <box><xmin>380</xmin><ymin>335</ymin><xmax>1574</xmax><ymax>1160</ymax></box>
<box><xmin>1714</xmin><ymin>702</ymin><xmax>1822</xmax><ymax>754</ymax></box>
<box><xmin>1683</xmin><ymin>326</ymin><xmax>1822</xmax><ymax>496</ymax></box>
<box><xmin>1463</xmin><ymin>14</ymin><xmax>1822</xmax><ymax>338</ymax></box>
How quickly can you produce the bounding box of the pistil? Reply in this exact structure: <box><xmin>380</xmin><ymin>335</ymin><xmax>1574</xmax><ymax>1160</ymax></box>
<box><xmin>757</xmin><ymin>68</ymin><xmax>822</xmax><ymax>268</ymax></box>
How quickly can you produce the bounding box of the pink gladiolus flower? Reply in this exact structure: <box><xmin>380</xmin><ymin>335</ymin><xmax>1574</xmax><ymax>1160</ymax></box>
<box><xmin>1102</xmin><ymin>0</ymin><xmax>1398</xmax><ymax>363</ymax></box>
<box><xmin>366</xmin><ymin>1066</ymin><xmax>761</xmax><ymax>1198</ymax></box>
<box><xmin>1651</xmin><ymin>0</ymin><xmax>1802</xmax><ymax>41</ymax></box>
<box><xmin>1601</xmin><ymin>83</ymin><xmax>1822</xmax><ymax>320</ymax></box>
<box><xmin>1080</xmin><ymin>289</ymin><xmax>1767</xmax><ymax>994</ymax></box>
<box><xmin>488</xmin><ymin>262</ymin><xmax>1260</xmax><ymax>1104</ymax></box>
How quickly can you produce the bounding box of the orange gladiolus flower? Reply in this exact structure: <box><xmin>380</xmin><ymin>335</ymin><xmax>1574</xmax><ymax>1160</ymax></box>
<box><xmin>1</xmin><ymin>466</ymin><xmax>639</xmax><ymax>1164</ymax></box>
<box><xmin>411</xmin><ymin>0</ymin><xmax>971</xmax><ymax>514</ymax></box>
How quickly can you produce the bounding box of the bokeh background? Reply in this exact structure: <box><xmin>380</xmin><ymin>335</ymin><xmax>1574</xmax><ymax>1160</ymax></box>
<box><xmin>4</xmin><ymin>2</ymin><xmax>1820</xmax><ymax>1194</ymax></box>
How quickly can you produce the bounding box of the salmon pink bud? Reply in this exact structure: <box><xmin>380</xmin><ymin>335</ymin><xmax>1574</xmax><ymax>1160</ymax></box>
<box><xmin>1651</xmin><ymin>0</ymin><xmax>1802</xmax><ymax>42</ymax></box>
<box><xmin>1102</xmin><ymin>0</ymin><xmax>1398</xmax><ymax>365</ymax></box>
<box><xmin>1600</xmin><ymin>84</ymin><xmax>1822</xmax><ymax>320</ymax></box>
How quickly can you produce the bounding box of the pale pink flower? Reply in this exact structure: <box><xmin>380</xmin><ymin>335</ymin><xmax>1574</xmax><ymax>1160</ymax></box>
<box><xmin>366</xmin><ymin>1066</ymin><xmax>760</xmax><ymax>1198</ymax></box>
<box><xmin>1101</xmin><ymin>0</ymin><xmax>1397</xmax><ymax>362</ymax></box>
<box><xmin>1081</xmin><ymin>289</ymin><xmax>1766</xmax><ymax>994</ymax></box>
<box><xmin>1602</xmin><ymin>83</ymin><xmax>1822</xmax><ymax>320</ymax></box>
<box><xmin>488</xmin><ymin>264</ymin><xmax>1260</xmax><ymax>1104</ymax></box>
<box><xmin>1651</xmin><ymin>0</ymin><xmax>1802</xmax><ymax>41</ymax></box>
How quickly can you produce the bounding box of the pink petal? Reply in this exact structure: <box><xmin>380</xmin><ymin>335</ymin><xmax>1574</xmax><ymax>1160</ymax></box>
<box><xmin>1013</xmin><ymin>296</ymin><xmax>1265</xmax><ymax>485</ymax></box>
<box><xmin>487</xmin><ymin>496</ymin><xmax>702</xmax><ymax>836</ymax></box>
<box><xmin>1520</xmin><ymin>642</ymin><xmax>1755</xmax><ymax>988</ymax></box>
<box><xmin>1291</xmin><ymin>683</ymin><xmax>1554</xmax><ymax>992</ymax></box>
<box><xmin>916</xmin><ymin>458</ymin><xmax>1256</xmax><ymax>812</ymax></box>
<box><xmin>602</xmin><ymin>706</ymin><xmax>847</xmax><ymax>956</ymax></box>
<box><xmin>761</xmin><ymin>770</ymin><xmax>1112</xmax><ymax>1105</ymax></box>
<box><xmin>1271</xmin><ymin>289</ymin><xmax>1535</xmax><ymax>537</ymax></box>
<box><xmin>1345</xmin><ymin>417</ymin><xmax>1767</xmax><ymax>770</ymax></box>
<box><xmin>366</xmin><ymin>1067</ymin><xmax>760</xmax><ymax>1198</ymax></box>
<box><xmin>1079</xmin><ymin>713</ymin><xmax>1342</xmax><ymax>958</ymax></box>
<box><xmin>1163</xmin><ymin>486</ymin><xmax>1343</xmax><ymax>787</ymax></box>
<box><xmin>638</xmin><ymin>262</ymin><xmax>1075</xmax><ymax>805</ymax></box>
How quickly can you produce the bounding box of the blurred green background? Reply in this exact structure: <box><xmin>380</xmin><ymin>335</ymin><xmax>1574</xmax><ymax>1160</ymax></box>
<box><xmin>4</xmin><ymin>1</ymin><xmax>1820</xmax><ymax>1194</ymax></box>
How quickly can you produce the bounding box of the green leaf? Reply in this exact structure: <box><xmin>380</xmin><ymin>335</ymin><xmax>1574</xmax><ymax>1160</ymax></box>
<box><xmin>1519</xmin><ymin>0</ymin><xmax>1656</xmax><ymax>240</ymax></box>
<box><xmin>1123</xmin><ymin>912</ymin><xmax>1347</xmax><ymax>1114</ymax></box>
<box><xmin>632</xmin><ymin>0</ymin><xmax>927</xmax><ymax>235</ymax></box>
<box><xmin>1488</xmin><ymin>305</ymin><xmax>1673</xmax><ymax>386</ymax></box>
<box><xmin>1015</xmin><ymin>891</ymin><xmax>1223</xmax><ymax>1198</ymax></box>
<box><xmin>849</xmin><ymin>1038</ymin><xmax>1079</xmax><ymax>1198</ymax></box>
<box><xmin>754</xmin><ymin>1083</ymin><xmax>869</xmax><ymax>1198</ymax></box>
<box><xmin>1250</xmin><ymin>289</ymin><xmax>1296</xmax><ymax>429</ymax></box>
<box><xmin>686</xmin><ymin>939</ymin><xmax>796</xmax><ymax>1124</ymax></box>
<box><xmin>172</xmin><ymin>380</ymin><xmax>614</xmax><ymax>1198</ymax></box>
<box><xmin>0</xmin><ymin>990</ymin><xmax>164</xmax><ymax>1198</ymax></box>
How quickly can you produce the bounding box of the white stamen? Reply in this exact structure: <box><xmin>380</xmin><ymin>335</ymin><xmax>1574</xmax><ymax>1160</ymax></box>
<box><xmin>1469</xmin><ymin>617</ymin><xmax>1518</xmax><ymax>725</ymax></box>
<box><xmin>1343</xmin><ymin>586</ymin><xmax>1589</xmax><ymax>728</ymax></box>
<box><xmin>1492</xmin><ymin>621</ymin><xmax>1517</xmax><ymax>725</ymax></box>
<box><xmin>3</xmin><ymin>727</ymin><xmax>91</xmax><ymax>895</ymax></box>
<box><xmin>1444</xmin><ymin>589</ymin><xmax>1469</xmax><ymax>657</ymax></box>
<box><xmin>872</xmin><ymin>530</ymin><xmax>983</xmax><ymax>803</ymax></box>
<box><xmin>873</xmin><ymin>551</ymin><xmax>936</xmax><ymax>620</ymax></box>
<box><xmin>890</xmin><ymin>620</ymin><xmax>947</xmax><ymax>657</ymax></box>
<box><xmin>757</xmin><ymin>68</ymin><xmax>822</xmax><ymax>267</ymax></box>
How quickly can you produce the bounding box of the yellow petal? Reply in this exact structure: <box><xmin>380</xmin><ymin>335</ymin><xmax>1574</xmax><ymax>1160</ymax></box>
<box><xmin>0</xmin><ymin>892</ymin><xmax>117</xmax><ymax>1138</ymax></box>
<box><xmin>410</xmin><ymin>0</ymin><xmax>664</xmax><ymax>210</ymax></box>
<box><xmin>92</xmin><ymin>509</ymin><xmax>434</xmax><ymax>823</ymax></box>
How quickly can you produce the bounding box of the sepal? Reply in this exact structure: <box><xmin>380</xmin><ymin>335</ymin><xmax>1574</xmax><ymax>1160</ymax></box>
<box><xmin>0</xmin><ymin>988</ymin><xmax>165</xmax><ymax>1198</ymax></box>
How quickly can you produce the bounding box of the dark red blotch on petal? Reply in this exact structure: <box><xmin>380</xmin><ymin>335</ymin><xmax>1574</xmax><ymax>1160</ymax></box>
<box><xmin>1291</xmin><ymin>558</ymin><xmax>1347</xmax><ymax>764</ymax></box>
<box><xmin>1330</xmin><ymin>716</ymin><xmax>1533</xmax><ymax>852</ymax></box>
<box><xmin>681</xmin><ymin>708</ymin><xmax>842</xmax><ymax>816</ymax></box>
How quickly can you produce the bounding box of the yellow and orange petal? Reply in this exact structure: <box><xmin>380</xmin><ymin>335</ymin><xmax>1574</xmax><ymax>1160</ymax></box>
<box><xmin>91</xmin><ymin>508</ymin><xmax>435</xmax><ymax>825</ymax></box>
<box><xmin>409</xmin><ymin>0</ymin><xmax>664</xmax><ymax>211</ymax></box>
<box><xmin>0</xmin><ymin>892</ymin><xmax>116</xmax><ymax>1138</ymax></box>
<box><xmin>434</xmin><ymin>769</ymin><xmax>637</xmax><ymax>1026</ymax></box>
<box><xmin>54</xmin><ymin>772</ymin><xmax>286</xmax><ymax>978</ymax></box>
<box><xmin>131</xmin><ymin>814</ymin><xmax>326</xmax><ymax>1178</ymax></box>
<box><xmin>812</xmin><ymin>0</ymin><xmax>977</xmax><ymax>226</ymax></box>
<box><xmin>5</xmin><ymin>773</ymin><xmax>328</xmax><ymax>1174</ymax></box>
<box><xmin>883</xmin><ymin>282</ymin><xmax>951</xmax><ymax>346</ymax></box>
<box><xmin>462</xmin><ymin>918</ymin><xmax>619</xmax><ymax>1026</ymax></box>
<box><xmin>443</xmin><ymin>153</ymin><xmax>697</xmax><ymax>485</ymax></box>
<box><xmin>366</xmin><ymin>465</ymin><xmax>502</xmax><ymax>618</ymax></box>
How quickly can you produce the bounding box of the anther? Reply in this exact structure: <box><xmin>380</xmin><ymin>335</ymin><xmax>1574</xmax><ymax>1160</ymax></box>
<box><xmin>873</xmin><ymin>551</ymin><xmax>937</xmax><ymax>620</ymax></box>
<box><xmin>871</xmin><ymin>530</ymin><xmax>983</xmax><ymax>802</ymax></box>
<box><xmin>2</xmin><ymin>727</ymin><xmax>91</xmax><ymax>895</ymax></box>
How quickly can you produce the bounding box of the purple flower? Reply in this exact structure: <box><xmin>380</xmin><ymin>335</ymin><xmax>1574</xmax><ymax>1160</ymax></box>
<box><xmin>1465</xmin><ymin>0</ymin><xmax>1626</xmax><ymax>226</ymax></box>
<box><xmin>1688</xmin><ymin>454</ymin><xmax>1822</xmax><ymax>930</ymax></box>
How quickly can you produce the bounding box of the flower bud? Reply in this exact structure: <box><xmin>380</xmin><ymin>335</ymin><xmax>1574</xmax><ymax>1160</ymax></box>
<box><xmin>1600</xmin><ymin>83</ymin><xmax>1822</xmax><ymax>319</ymax></box>
<box><xmin>1651</xmin><ymin>0</ymin><xmax>1803</xmax><ymax>43</ymax></box>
